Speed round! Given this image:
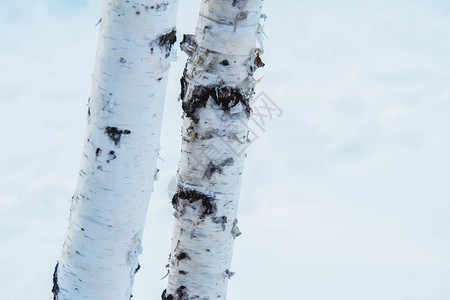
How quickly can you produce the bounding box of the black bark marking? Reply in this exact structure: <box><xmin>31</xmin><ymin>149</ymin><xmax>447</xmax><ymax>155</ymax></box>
<box><xmin>179</xmin><ymin>270</ymin><xmax>187</xmax><ymax>275</ymax></box>
<box><xmin>220</xmin><ymin>59</ymin><xmax>229</xmax><ymax>66</ymax></box>
<box><xmin>221</xmin><ymin>157</ymin><xmax>234</xmax><ymax>166</ymax></box>
<box><xmin>95</xmin><ymin>148</ymin><xmax>102</xmax><ymax>157</ymax></box>
<box><xmin>52</xmin><ymin>262</ymin><xmax>59</xmax><ymax>300</ymax></box>
<box><xmin>181</xmin><ymin>85</ymin><xmax>250</xmax><ymax>123</ymax></box>
<box><xmin>104</xmin><ymin>127</ymin><xmax>131</xmax><ymax>145</ymax></box>
<box><xmin>203</xmin><ymin>162</ymin><xmax>222</xmax><ymax>180</ymax></box>
<box><xmin>161</xmin><ymin>289</ymin><xmax>173</xmax><ymax>300</ymax></box>
<box><xmin>203</xmin><ymin>25</ymin><xmax>212</xmax><ymax>33</ymax></box>
<box><xmin>181</xmin><ymin>86</ymin><xmax>210</xmax><ymax>123</ymax></box>
<box><xmin>224</xmin><ymin>269</ymin><xmax>235</xmax><ymax>279</ymax></box>
<box><xmin>215</xmin><ymin>86</ymin><xmax>246</xmax><ymax>111</ymax></box>
<box><xmin>150</xmin><ymin>3</ymin><xmax>169</xmax><ymax>11</ymax></box>
<box><xmin>106</xmin><ymin>150</ymin><xmax>117</xmax><ymax>163</ymax></box>
<box><xmin>236</xmin><ymin>11</ymin><xmax>248</xmax><ymax>21</ymax></box>
<box><xmin>175</xmin><ymin>252</ymin><xmax>191</xmax><ymax>261</ymax></box>
<box><xmin>172</xmin><ymin>189</ymin><xmax>217</xmax><ymax>216</ymax></box>
<box><xmin>175</xmin><ymin>286</ymin><xmax>188</xmax><ymax>300</ymax></box>
<box><xmin>202</xmin><ymin>196</ymin><xmax>216</xmax><ymax>215</ymax></box>
<box><xmin>203</xmin><ymin>158</ymin><xmax>234</xmax><ymax>179</ymax></box>
<box><xmin>157</xmin><ymin>28</ymin><xmax>177</xmax><ymax>58</ymax></box>
<box><xmin>120</xmin><ymin>57</ymin><xmax>127</xmax><ymax>63</ymax></box>
<box><xmin>162</xmin><ymin>286</ymin><xmax>187</xmax><ymax>300</ymax></box>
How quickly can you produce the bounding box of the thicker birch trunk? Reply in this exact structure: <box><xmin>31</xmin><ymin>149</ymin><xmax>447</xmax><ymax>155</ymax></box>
<box><xmin>53</xmin><ymin>1</ymin><xmax>179</xmax><ymax>299</ymax></box>
<box><xmin>164</xmin><ymin>0</ymin><xmax>264</xmax><ymax>299</ymax></box>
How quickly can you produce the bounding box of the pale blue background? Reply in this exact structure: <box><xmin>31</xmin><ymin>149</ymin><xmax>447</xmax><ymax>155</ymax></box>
<box><xmin>1</xmin><ymin>0</ymin><xmax>449</xmax><ymax>299</ymax></box>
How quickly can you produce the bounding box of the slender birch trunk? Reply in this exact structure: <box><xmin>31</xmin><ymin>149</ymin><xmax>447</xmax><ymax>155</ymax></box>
<box><xmin>53</xmin><ymin>1</ymin><xmax>178</xmax><ymax>299</ymax></box>
<box><xmin>164</xmin><ymin>0</ymin><xmax>264</xmax><ymax>299</ymax></box>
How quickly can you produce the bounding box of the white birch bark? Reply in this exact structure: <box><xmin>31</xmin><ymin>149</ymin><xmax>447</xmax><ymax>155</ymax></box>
<box><xmin>53</xmin><ymin>1</ymin><xmax>179</xmax><ymax>299</ymax></box>
<box><xmin>164</xmin><ymin>0</ymin><xmax>264</xmax><ymax>299</ymax></box>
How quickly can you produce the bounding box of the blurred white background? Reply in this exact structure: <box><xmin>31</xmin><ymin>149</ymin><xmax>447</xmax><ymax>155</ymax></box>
<box><xmin>1</xmin><ymin>0</ymin><xmax>449</xmax><ymax>299</ymax></box>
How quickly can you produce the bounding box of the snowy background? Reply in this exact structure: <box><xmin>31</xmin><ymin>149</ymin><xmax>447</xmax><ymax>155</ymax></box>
<box><xmin>1</xmin><ymin>0</ymin><xmax>450</xmax><ymax>299</ymax></box>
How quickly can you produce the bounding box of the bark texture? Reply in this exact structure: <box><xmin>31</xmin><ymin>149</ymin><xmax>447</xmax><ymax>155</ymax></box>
<box><xmin>165</xmin><ymin>0</ymin><xmax>264</xmax><ymax>299</ymax></box>
<box><xmin>55</xmin><ymin>1</ymin><xmax>178</xmax><ymax>299</ymax></box>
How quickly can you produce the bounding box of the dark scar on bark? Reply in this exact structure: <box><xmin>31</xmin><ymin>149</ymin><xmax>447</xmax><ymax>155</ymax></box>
<box><xmin>176</xmin><ymin>252</ymin><xmax>191</xmax><ymax>261</ymax></box>
<box><xmin>181</xmin><ymin>84</ymin><xmax>251</xmax><ymax>123</ymax></box>
<box><xmin>157</xmin><ymin>28</ymin><xmax>177</xmax><ymax>58</ymax></box>
<box><xmin>149</xmin><ymin>3</ymin><xmax>169</xmax><ymax>11</ymax></box>
<box><xmin>95</xmin><ymin>148</ymin><xmax>102</xmax><ymax>157</ymax></box>
<box><xmin>203</xmin><ymin>158</ymin><xmax>234</xmax><ymax>179</ymax></box>
<box><xmin>175</xmin><ymin>286</ymin><xmax>188</xmax><ymax>300</ymax></box>
<box><xmin>220</xmin><ymin>59</ymin><xmax>230</xmax><ymax>66</ymax></box>
<box><xmin>52</xmin><ymin>262</ymin><xmax>59</xmax><ymax>299</ymax></box>
<box><xmin>179</xmin><ymin>270</ymin><xmax>188</xmax><ymax>275</ymax></box>
<box><xmin>161</xmin><ymin>289</ymin><xmax>173</xmax><ymax>300</ymax></box>
<box><xmin>181</xmin><ymin>85</ymin><xmax>211</xmax><ymax>123</ymax></box>
<box><xmin>203</xmin><ymin>162</ymin><xmax>221</xmax><ymax>179</ymax></box>
<box><xmin>104</xmin><ymin>127</ymin><xmax>131</xmax><ymax>145</ymax></box>
<box><xmin>162</xmin><ymin>286</ymin><xmax>187</xmax><ymax>300</ymax></box>
<box><xmin>172</xmin><ymin>189</ymin><xmax>217</xmax><ymax>216</ymax></box>
<box><xmin>106</xmin><ymin>150</ymin><xmax>117</xmax><ymax>163</ymax></box>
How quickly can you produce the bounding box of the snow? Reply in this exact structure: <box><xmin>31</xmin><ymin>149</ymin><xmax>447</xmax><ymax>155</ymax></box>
<box><xmin>1</xmin><ymin>0</ymin><xmax>450</xmax><ymax>299</ymax></box>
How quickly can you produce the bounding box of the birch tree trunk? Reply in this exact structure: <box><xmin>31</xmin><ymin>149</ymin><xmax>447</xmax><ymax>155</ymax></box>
<box><xmin>164</xmin><ymin>0</ymin><xmax>264</xmax><ymax>299</ymax></box>
<box><xmin>53</xmin><ymin>1</ymin><xmax>178</xmax><ymax>299</ymax></box>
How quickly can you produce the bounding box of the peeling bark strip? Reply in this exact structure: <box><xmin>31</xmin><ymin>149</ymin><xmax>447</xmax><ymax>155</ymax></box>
<box><xmin>52</xmin><ymin>262</ymin><xmax>59</xmax><ymax>299</ymax></box>
<box><xmin>166</xmin><ymin>0</ymin><xmax>265</xmax><ymax>299</ymax></box>
<box><xmin>56</xmin><ymin>1</ymin><xmax>179</xmax><ymax>299</ymax></box>
<box><xmin>180</xmin><ymin>34</ymin><xmax>198</xmax><ymax>57</ymax></box>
